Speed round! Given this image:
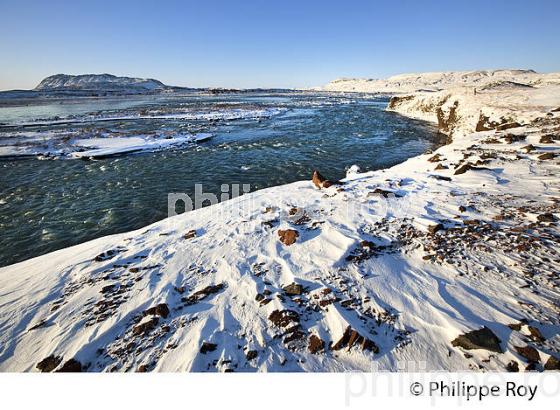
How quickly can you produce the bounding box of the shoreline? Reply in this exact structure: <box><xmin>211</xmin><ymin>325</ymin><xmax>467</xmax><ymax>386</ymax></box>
<box><xmin>1</xmin><ymin>74</ymin><xmax>559</xmax><ymax>372</ymax></box>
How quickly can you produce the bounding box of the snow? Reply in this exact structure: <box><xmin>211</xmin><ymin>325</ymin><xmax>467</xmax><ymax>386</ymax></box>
<box><xmin>71</xmin><ymin>133</ymin><xmax>212</xmax><ymax>159</ymax></box>
<box><xmin>1</xmin><ymin>70</ymin><xmax>559</xmax><ymax>372</ymax></box>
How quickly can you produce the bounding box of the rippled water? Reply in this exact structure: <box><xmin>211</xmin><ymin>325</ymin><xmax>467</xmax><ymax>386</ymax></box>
<box><xmin>0</xmin><ymin>92</ymin><xmax>444</xmax><ymax>266</ymax></box>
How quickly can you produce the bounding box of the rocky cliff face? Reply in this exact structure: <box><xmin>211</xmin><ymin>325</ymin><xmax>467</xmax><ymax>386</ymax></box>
<box><xmin>34</xmin><ymin>74</ymin><xmax>168</xmax><ymax>92</ymax></box>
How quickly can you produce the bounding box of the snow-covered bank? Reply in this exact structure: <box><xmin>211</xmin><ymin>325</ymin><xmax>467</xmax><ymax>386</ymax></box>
<box><xmin>1</xmin><ymin>71</ymin><xmax>559</xmax><ymax>372</ymax></box>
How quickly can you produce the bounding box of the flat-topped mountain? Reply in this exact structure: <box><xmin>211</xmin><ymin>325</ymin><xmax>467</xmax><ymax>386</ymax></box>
<box><xmin>34</xmin><ymin>73</ymin><xmax>169</xmax><ymax>92</ymax></box>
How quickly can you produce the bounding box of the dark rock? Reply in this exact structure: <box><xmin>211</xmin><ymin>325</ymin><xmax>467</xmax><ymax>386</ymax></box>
<box><xmin>521</xmin><ymin>144</ymin><xmax>536</xmax><ymax>152</ymax></box>
<box><xmin>184</xmin><ymin>230</ymin><xmax>197</xmax><ymax>239</ymax></box>
<box><xmin>451</xmin><ymin>327</ymin><xmax>503</xmax><ymax>353</ymax></box>
<box><xmin>506</xmin><ymin>361</ymin><xmax>519</xmax><ymax>372</ymax></box>
<box><xmin>459</xmin><ymin>205</ymin><xmax>467</xmax><ymax>212</ymax></box>
<box><xmin>544</xmin><ymin>356</ymin><xmax>560</xmax><ymax>370</ymax></box>
<box><xmin>133</xmin><ymin>317</ymin><xmax>159</xmax><ymax>336</ymax></box>
<box><xmin>503</xmin><ymin>133</ymin><xmax>526</xmax><ymax>143</ymax></box>
<box><xmin>454</xmin><ymin>164</ymin><xmax>472</xmax><ymax>175</ymax></box>
<box><xmin>182</xmin><ymin>283</ymin><xmax>225</xmax><ymax>305</ymax></box>
<box><xmin>137</xmin><ymin>365</ymin><xmax>148</xmax><ymax>372</ymax></box>
<box><xmin>278</xmin><ymin>229</ymin><xmax>299</xmax><ymax>246</ymax></box>
<box><xmin>514</xmin><ymin>345</ymin><xmax>541</xmax><ymax>363</ymax></box>
<box><xmin>537</xmin><ymin>213</ymin><xmax>555</xmax><ymax>223</ymax></box>
<box><xmin>144</xmin><ymin>303</ymin><xmax>170</xmax><ymax>319</ymax></box>
<box><xmin>435</xmin><ymin>163</ymin><xmax>448</xmax><ymax>170</ymax></box>
<box><xmin>36</xmin><ymin>355</ymin><xmax>62</xmax><ymax>372</ymax></box>
<box><xmin>56</xmin><ymin>359</ymin><xmax>82</xmax><ymax>372</ymax></box>
<box><xmin>283</xmin><ymin>283</ymin><xmax>303</xmax><ymax>296</ymax></box>
<box><xmin>332</xmin><ymin>326</ymin><xmax>379</xmax><ymax>353</ymax></box>
<box><xmin>528</xmin><ymin>325</ymin><xmax>546</xmax><ymax>342</ymax></box>
<box><xmin>497</xmin><ymin>122</ymin><xmax>522</xmax><ymax>131</ymax></box>
<box><xmin>268</xmin><ymin>310</ymin><xmax>299</xmax><ymax>328</ymax></box>
<box><xmin>428</xmin><ymin>223</ymin><xmax>444</xmax><ymax>235</ymax></box>
<box><xmin>538</xmin><ymin>152</ymin><xmax>556</xmax><ymax>160</ymax></box>
<box><xmin>246</xmin><ymin>350</ymin><xmax>258</xmax><ymax>360</ymax></box>
<box><xmin>507</xmin><ymin>323</ymin><xmax>523</xmax><ymax>331</ymax></box>
<box><xmin>200</xmin><ymin>342</ymin><xmax>217</xmax><ymax>354</ymax></box>
<box><xmin>428</xmin><ymin>154</ymin><xmax>442</xmax><ymax>163</ymax></box>
<box><xmin>308</xmin><ymin>335</ymin><xmax>325</xmax><ymax>354</ymax></box>
<box><xmin>539</xmin><ymin>134</ymin><xmax>556</xmax><ymax>144</ymax></box>
<box><xmin>430</xmin><ymin>174</ymin><xmax>452</xmax><ymax>182</ymax></box>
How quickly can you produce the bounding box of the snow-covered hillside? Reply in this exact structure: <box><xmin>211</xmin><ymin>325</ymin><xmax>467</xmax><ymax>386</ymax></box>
<box><xmin>322</xmin><ymin>69</ymin><xmax>560</xmax><ymax>94</ymax></box>
<box><xmin>34</xmin><ymin>74</ymin><xmax>169</xmax><ymax>92</ymax></box>
<box><xmin>1</xmin><ymin>71</ymin><xmax>559</xmax><ymax>372</ymax></box>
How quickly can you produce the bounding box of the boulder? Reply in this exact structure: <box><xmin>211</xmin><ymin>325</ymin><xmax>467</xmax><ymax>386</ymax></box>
<box><xmin>544</xmin><ymin>356</ymin><xmax>560</xmax><ymax>371</ymax></box>
<box><xmin>56</xmin><ymin>359</ymin><xmax>82</xmax><ymax>372</ymax></box>
<box><xmin>308</xmin><ymin>335</ymin><xmax>325</xmax><ymax>354</ymax></box>
<box><xmin>278</xmin><ymin>229</ymin><xmax>299</xmax><ymax>246</ymax></box>
<box><xmin>200</xmin><ymin>342</ymin><xmax>217</xmax><ymax>354</ymax></box>
<box><xmin>144</xmin><ymin>303</ymin><xmax>170</xmax><ymax>319</ymax></box>
<box><xmin>451</xmin><ymin>326</ymin><xmax>503</xmax><ymax>353</ymax></box>
<box><xmin>36</xmin><ymin>355</ymin><xmax>62</xmax><ymax>373</ymax></box>
<box><xmin>514</xmin><ymin>345</ymin><xmax>541</xmax><ymax>363</ymax></box>
<box><xmin>538</xmin><ymin>152</ymin><xmax>556</xmax><ymax>160</ymax></box>
<box><xmin>283</xmin><ymin>283</ymin><xmax>304</xmax><ymax>296</ymax></box>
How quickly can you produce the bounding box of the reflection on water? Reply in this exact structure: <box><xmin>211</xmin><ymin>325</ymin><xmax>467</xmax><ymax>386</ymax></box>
<box><xmin>0</xmin><ymin>92</ymin><xmax>444</xmax><ymax>266</ymax></box>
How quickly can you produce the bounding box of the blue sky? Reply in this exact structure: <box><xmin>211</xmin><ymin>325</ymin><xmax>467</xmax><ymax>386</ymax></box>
<box><xmin>1</xmin><ymin>0</ymin><xmax>559</xmax><ymax>90</ymax></box>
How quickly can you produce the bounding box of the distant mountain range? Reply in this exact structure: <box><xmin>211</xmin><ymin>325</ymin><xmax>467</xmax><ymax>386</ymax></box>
<box><xmin>0</xmin><ymin>74</ymin><xmax>292</xmax><ymax>100</ymax></box>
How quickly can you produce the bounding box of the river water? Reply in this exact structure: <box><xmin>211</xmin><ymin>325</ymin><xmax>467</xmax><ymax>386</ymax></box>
<box><xmin>0</xmin><ymin>92</ymin><xmax>444</xmax><ymax>266</ymax></box>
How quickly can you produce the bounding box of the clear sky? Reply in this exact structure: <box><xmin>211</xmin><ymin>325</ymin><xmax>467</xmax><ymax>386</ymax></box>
<box><xmin>1</xmin><ymin>0</ymin><xmax>559</xmax><ymax>90</ymax></box>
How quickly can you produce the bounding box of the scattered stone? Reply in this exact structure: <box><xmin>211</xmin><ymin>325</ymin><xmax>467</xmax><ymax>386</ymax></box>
<box><xmin>528</xmin><ymin>326</ymin><xmax>546</xmax><ymax>342</ymax></box>
<box><xmin>503</xmin><ymin>133</ymin><xmax>526</xmax><ymax>143</ymax></box>
<box><xmin>269</xmin><ymin>310</ymin><xmax>299</xmax><ymax>328</ymax></box>
<box><xmin>459</xmin><ymin>205</ymin><xmax>467</xmax><ymax>212</ymax></box>
<box><xmin>246</xmin><ymin>350</ymin><xmax>258</xmax><ymax>361</ymax></box>
<box><xmin>200</xmin><ymin>342</ymin><xmax>217</xmax><ymax>354</ymax></box>
<box><xmin>454</xmin><ymin>163</ymin><xmax>490</xmax><ymax>175</ymax></box>
<box><xmin>283</xmin><ymin>283</ymin><xmax>304</xmax><ymax>296</ymax></box>
<box><xmin>508</xmin><ymin>323</ymin><xmax>523</xmax><ymax>331</ymax></box>
<box><xmin>428</xmin><ymin>223</ymin><xmax>444</xmax><ymax>235</ymax></box>
<box><xmin>435</xmin><ymin>163</ymin><xmax>448</xmax><ymax>170</ymax></box>
<box><xmin>133</xmin><ymin>317</ymin><xmax>159</xmax><ymax>336</ymax></box>
<box><xmin>94</xmin><ymin>249</ymin><xmax>120</xmax><ymax>262</ymax></box>
<box><xmin>544</xmin><ymin>356</ymin><xmax>560</xmax><ymax>370</ymax></box>
<box><xmin>369</xmin><ymin>188</ymin><xmax>402</xmax><ymax>198</ymax></box>
<box><xmin>278</xmin><ymin>229</ymin><xmax>299</xmax><ymax>246</ymax></box>
<box><xmin>428</xmin><ymin>154</ymin><xmax>442</xmax><ymax>162</ymax></box>
<box><xmin>539</xmin><ymin>134</ymin><xmax>555</xmax><ymax>143</ymax></box>
<box><xmin>521</xmin><ymin>144</ymin><xmax>536</xmax><ymax>152</ymax></box>
<box><xmin>538</xmin><ymin>152</ymin><xmax>556</xmax><ymax>160</ymax></box>
<box><xmin>514</xmin><ymin>345</ymin><xmax>541</xmax><ymax>363</ymax></box>
<box><xmin>182</xmin><ymin>283</ymin><xmax>225</xmax><ymax>305</ymax></box>
<box><xmin>497</xmin><ymin>122</ymin><xmax>522</xmax><ymax>131</ymax></box>
<box><xmin>506</xmin><ymin>361</ymin><xmax>519</xmax><ymax>372</ymax></box>
<box><xmin>430</xmin><ymin>174</ymin><xmax>452</xmax><ymax>182</ymax></box>
<box><xmin>308</xmin><ymin>335</ymin><xmax>325</xmax><ymax>354</ymax></box>
<box><xmin>56</xmin><ymin>359</ymin><xmax>82</xmax><ymax>372</ymax></box>
<box><xmin>451</xmin><ymin>327</ymin><xmax>503</xmax><ymax>353</ymax></box>
<box><xmin>144</xmin><ymin>303</ymin><xmax>170</xmax><ymax>319</ymax></box>
<box><xmin>184</xmin><ymin>230</ymin><xmax>197</xmax><ymax>239</ymax></box>
<box><xmin>536</xmin><ymin>213</ymin><xmax>555</xmax><ymax>223</ymax></box>
<box><xmin>36</xmin><ymin>355</ymin><xmax>62</xmax><ymax>372</ymax></box>
<box><xmin>332</xmin><ymin>326</ymin><xmax>379</xmax><ymax>353</ymax></box>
